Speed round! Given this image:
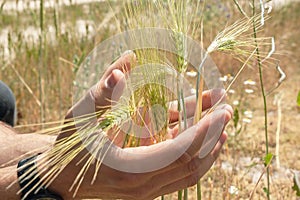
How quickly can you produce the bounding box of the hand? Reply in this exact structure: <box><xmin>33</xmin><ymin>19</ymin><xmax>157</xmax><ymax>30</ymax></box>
<box><xmin>39</xmin><ymin>51</ymin><xmax>233</xmax><ymax>200</ymax></box>
<box><xmin>106</xmin><ymin>90</ymin><xmax>227</xmax><ymax>147</ymax></box>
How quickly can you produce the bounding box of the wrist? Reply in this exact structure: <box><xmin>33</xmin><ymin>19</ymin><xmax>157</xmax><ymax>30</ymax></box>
<box><xmin>36</xmin><ymin>153</ymin><xmax>85</xmax><ymax>199</ymax></box>
<box><xmin>17</xmin><ymin>154</ymin><xmax>64</xmax><ymax>200</ymax></box>
<box><xmin>37</xmin><ymin>154</ymin><xmax>66</xmax><ymax>198</ymax></box>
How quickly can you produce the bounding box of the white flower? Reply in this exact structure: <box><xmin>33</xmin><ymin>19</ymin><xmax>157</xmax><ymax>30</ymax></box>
<box><xmin>186</xmin><ymin>71</ymin><xmax>197</xmax><ymax>77</ymax></box>
<box><xmin>233</xmin><ymin>100</ymin><xmax>239</xmax><ymax>105</ymax></box>
<box><xmin>243</xmin><ymin>79</ymin><xmax>256</xmax><ymax>86</ymax></box>
<box><xmin>229</xmin><ymin>89</ymin><xmax>235</xmax><ymax>94</ymax></box>
<box><xmin>245</xmin><ymin>89</ymin><xmax>254</xmax><ymax>94</ymax></box>
<box><xmin>244</xmin><ymin>110</ymin><xmax>253</xmax><ymax>118</ymax></box>
<box><xmin>242</xmin><ymin>118</ymin><xmax>252</xmax><ymax>124</ymax></box>
<box><xmin>228</xmin><ymin>185</ymin><xmax>239</xmax><ymax>195</ymax></box>
<box><xmin>219</xmin><ymin>75</ymin><xmax>228</xmax><ymax>82</ymax></box>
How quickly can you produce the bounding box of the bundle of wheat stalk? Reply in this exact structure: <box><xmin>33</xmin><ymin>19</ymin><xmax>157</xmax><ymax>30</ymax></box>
<box><xmin>5</xmin><ymin>0</ymin><xmax>278</xmax><ymax>199</ymax></box>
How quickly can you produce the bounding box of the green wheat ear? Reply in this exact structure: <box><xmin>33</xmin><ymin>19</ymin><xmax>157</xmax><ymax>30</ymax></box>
<box><xmin>207</xmin><ymin>15</ymin><xmax>274</xmax><ymax>57</ymax></box>
<box><xmin>121</xmin><ymin>1</ymin><xmax>203</xmax><ymax>199</ymax></box>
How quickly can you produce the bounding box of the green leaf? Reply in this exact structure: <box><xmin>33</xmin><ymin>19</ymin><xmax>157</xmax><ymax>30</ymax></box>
<box><xmin>297</xmin><ymin>91</ymin><xmax>300</xmax><ymax>107</ymax></box>
<box><xmin>292</xmin><ymin>172</ymin><xmax>300</xmax><ymax>197</ymax></box>
<box><xmin>263</xmin><ymin>153</ymin><xmax>273</xmax><ymax>166</ymax></box>
<box><xmin>263</xmin><ymin>187</ymin><xmax>270</xmax><ymax>196</ymax></box>
<box><xmin>233</xmin><ymin>108</ymin><xmax>239</xmax><ymax>128</ymax></box>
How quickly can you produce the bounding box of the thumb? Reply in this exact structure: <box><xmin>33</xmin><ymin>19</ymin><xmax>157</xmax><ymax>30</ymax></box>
<box><xmin>92</xmin><ymin>51</ymin><xmax>136</xmax><ymax>110</ymax></box>
<box><xmin>66</xmin><ymin>51</ymin><xmax>135</xmax><ymax>120</ymax></box>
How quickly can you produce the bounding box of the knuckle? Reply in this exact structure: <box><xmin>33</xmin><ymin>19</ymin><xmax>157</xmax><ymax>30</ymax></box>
<box><xmin>116</xmin><ymin>173</ymin><xmax>139</xmax><ymax>188</ymax></box>
<box><xmin>187</xmin><ymin>158</ymin><xmax>200</xmax><ymax>173</ymax></box>
<box><xmin>90</xmin><ymin>83</ymin><xmax>103</xmax><ymax>103</ymax></box>
<box><xmin>124</xmin><ymin>174</ymin><xmax>141</xmax><ymax>187</ymax></box>
<box><xmin>176</xmin><ymin>152</ymin><xmax>192</xmax><ymax>166</ymax></box>
<box><xmin>98</xmin><ymin>79</ymin><xmax>106</xmax><ymax>90</ymax></box>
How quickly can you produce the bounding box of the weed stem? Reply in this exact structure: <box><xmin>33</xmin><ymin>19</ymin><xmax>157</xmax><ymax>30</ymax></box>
<box><xmin>252</xmin><ymin>0</ymin><xmax>271</xmax><ymax>199</ymax></box>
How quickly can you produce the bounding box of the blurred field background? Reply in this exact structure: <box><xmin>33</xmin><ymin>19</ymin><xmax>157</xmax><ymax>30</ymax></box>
<box><xmin>0</xmin><ymin>0</ymin><xmax>299</xmax><ymax>199</ymax></box>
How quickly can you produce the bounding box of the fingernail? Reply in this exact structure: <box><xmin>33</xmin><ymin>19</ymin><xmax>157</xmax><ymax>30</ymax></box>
<box><xmin>213</xmin><ymin>88</ymin><xmax>225</xmax><ymax>95</ymax></box>
<box><xmin>225</xmin><ymin>104</ymin><xmax>233</xmax><ymax>118</ymax></box>
<box><xmin>210</xmin><ymin>88</ymin><xmax>226</xmax><ymax>105</ymax></box>
<box><xmin>122</xmin><ymin>50</ymin><xmax>133</xmax><ymax>56</ymax></box>
<box><xmin>220</xmin><ymin>136</ymin><xmax>226</xmax><ymax>144</ymax></box>
<box><xmin>216</xmin><ymin>104</ymin><xmax>233</xmax><ymax>119</ymax></box>
<box><xmin>220</xmin><ymin>132</ymin><xmax>227</xmax><ymax>144</ymax></box>
<box><xmin>105</xmin><ymin>71</ymin><xmax>117</xmax><ymax>89</ymax></box>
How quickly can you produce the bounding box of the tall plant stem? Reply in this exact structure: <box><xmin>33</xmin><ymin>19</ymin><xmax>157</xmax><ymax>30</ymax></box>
<box><xmin>184</xmin><ymin>188</ymin><xmax>188</xmax><ymax>200</ymax></box>
<box><xmin>38</xmin><ymin>0</ymin><xmax>45</xmax><ymax>125</ymax></box>
<box><xmin>182</xmin><ymin>87</ymin><xmax>188</xmax><ymax>200</ymax></box>
<box><xmin>252</xmin><ymin>1</ymin><xmax>270</xmax><ymax>199</ymax></box>
<box><xmin>194</xmin><ymin>72</ymin><xmax>204</xmax><ymax>124</ymax></box>
<box><xmin>177</xmin><ymin>72</ymin><xmax>188</xmax><ymax>200</ymax></box>
<box><xmin>178</xmin><ymin>190</ymin><xmax>183</xmax><ymax>200</ymax></box>
<box><xmin>194</xmin><ymin>51</ymin><xmax>207</xmax><ymax>200</ymax></box>
<box><xmin>197</xmin><ymin>181</ymin><xmax>202</xmax><ymax>200</ymax></box>
<box><xmin>177</xmin><ymin>73</ymin><xmax>183</xmax><ymax>200</ymax></box>
<box><xmin>196</xmin><ymin>74</ymin><xmax>203</xmax><ymax>200</ymax></box>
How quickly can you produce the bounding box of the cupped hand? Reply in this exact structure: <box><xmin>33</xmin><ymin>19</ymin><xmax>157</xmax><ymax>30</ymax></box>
<box><xmin>43</xmin><ymin>51</ymin><xmax>232</xmax><ymax>200</ymax></box>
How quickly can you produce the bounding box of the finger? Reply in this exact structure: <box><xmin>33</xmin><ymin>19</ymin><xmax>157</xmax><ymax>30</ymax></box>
<box><xmin>149</xmin><ymin>132</ymin><xmax>228</xmax><ymax>199</ymax></box>
<box><xmin>92</xmin><ymin>51</ymin><xmax>136</xmax><ymax>109</ymax></box>
<box><xmin>101</xmin><ymin>50</ymin><xmax>135</xmax><ymax>81</ymax></box>
<box><xmin>168</xmin><ymin>95</ymin><xmax>196</xmax><ymax>123</ymax></box>
<box><xmin>178</xmin><ymin>104</ymin><xmax>232</xmax><ymax>159</ymax></box>
<box><xmin>101</xmin><ymin>104</ymin><xmax>231</xmax><ymax>173</ymax></box>
<box><xmin>64</xmin><ymin>51</ymin><xmax>136</xmax><ymax>120</ymax></box>
<box><xmin>167</xmin><ymin>116</ymin><xmax>194</xmax><ymax>139</ymax></box>
<box><xmin>162</xmin><ymin>104</ymin><xmax>231</xmax><ymax>171</ymax></box>
<box><xmin>168</xmin><ymin>89</ymin><xmax>226</xmax><ymax>122</ymax></box>
<box><xmin>202</xmin><ymin>88</ymin><xmax>226</xmax><ymax>111</ymax></box>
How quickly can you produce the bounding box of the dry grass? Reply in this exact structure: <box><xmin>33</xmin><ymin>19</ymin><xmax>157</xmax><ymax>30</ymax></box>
<box><xmin>0</xmin><ymin>0</ymin><xmax>299</xmax><ymax>199</ymax></box>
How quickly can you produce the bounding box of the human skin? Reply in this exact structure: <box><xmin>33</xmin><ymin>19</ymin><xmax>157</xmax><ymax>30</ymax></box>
<box><xmin>0</xmin><ymin>122</ymin><xmax>55</xmax><ymax>166</ymax></box>
<box><xmin>0</xmin><ymin>51</ymin><xmax>232</xmax><ymax>200</ymax></box>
